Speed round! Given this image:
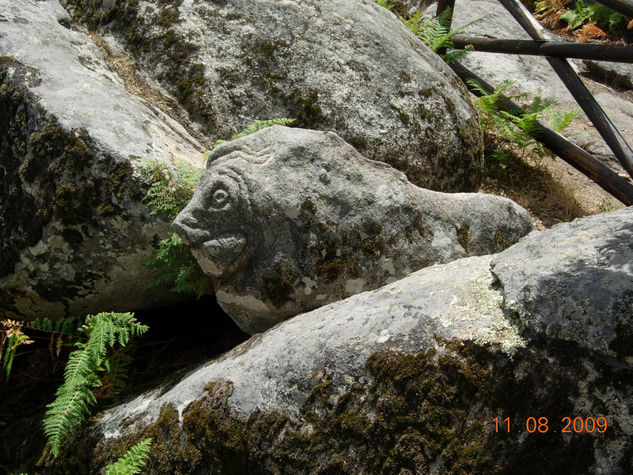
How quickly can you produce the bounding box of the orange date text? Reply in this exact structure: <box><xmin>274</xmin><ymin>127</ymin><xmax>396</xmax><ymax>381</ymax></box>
<box><xmin>492</xmin><ymin>416</ymin><xmax>608</xmax><ymax>434</ymax></box>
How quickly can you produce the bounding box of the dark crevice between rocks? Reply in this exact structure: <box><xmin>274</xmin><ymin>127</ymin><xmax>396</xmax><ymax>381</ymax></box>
<box><xmin>0</xmin><ymin>295</ymin><xmax>248</xmax><ymax>475</ymax></box>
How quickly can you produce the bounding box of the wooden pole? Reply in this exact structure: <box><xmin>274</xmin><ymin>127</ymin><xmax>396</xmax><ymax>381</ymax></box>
<box><xmin>498</xmin><ymin>0</ymin><xmax>633</xmax><ymax>180</ymax></box>
<box><xmin>450</xmin><ymin>62</ymin><xmax>633</xmax><ymax>205</ymax></box>
<box><xmin>595</xmin><ymin>0</ymin><xmax>633</xmax><ymax>18</ymax></box>
<box><xmin>450</xmin><ymin>35</ymin><xmax>633</xmax><ymax>63</ymax></box>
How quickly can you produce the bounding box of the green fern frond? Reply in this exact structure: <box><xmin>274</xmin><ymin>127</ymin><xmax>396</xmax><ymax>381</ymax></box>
<box><xmin>440</xmin><ymin>45</ymin><xmax>473</xmax><ymax>64</ymax></box>
<box><xmin>143</xmin><ymin>232</ymin><xmax>211</xmax><ymax>298</ymax></box>
<box><xmin>43</xmin><ymin>312</ymin><xmax>148</xmax><ymax>457</ymax></box>
<box><xmin>29</xmin><ymin>316</ymin><xmax>82</xmax><ymax>336</ymax></box>
<box><xmin>95</xmin><ymin>350</ymin><xmax>132</xmax><ymax>400</ymax></box>
<box><xmin>374</xmin><ymin>0</ymin><xmax>393</xmax><ymax>10</ymax></box>
<box><xmin>215</xmin><ymin>118</ymin><xmax>296</xmax><ymax>147</ymax></box>
<box><xmin>105</xmin><ymin>438</ymin><xmax>152</xmax><ymax>475</ymax></box>
<box><xmin>408</xmin><ymin>8</ymin><xmax>480</xmax><ymax>62</ymax></box>
<box><xmin>140</xmin><ymin>158</ymin><xmax>203</xmax><ymax>220</ymax></box>
<box><xmin>549</xmin><ymin>107</ymin><xmax>582</xmax><ymax>132</ymax></box>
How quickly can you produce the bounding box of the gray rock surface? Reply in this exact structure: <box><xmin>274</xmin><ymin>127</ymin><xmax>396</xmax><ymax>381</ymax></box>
<box><xmin>492</xmin><ymin>207</ymin><xmax>633</xmax><ymax>357</ymax></box>
<box><xmin>174</xmin><ymin>126</ymin><xmax>532</xmax><ymax>333</ymax></box>
<box><xmin>51</xmin><ymin>208</ymin><xmax>633</xmax><ymax>473</ymax></box>
<box><xmin>584</xmin><ymin>61</ymin><xmax>633</xmax><ymax>91</ymax></box>
<box><xmin>62</xmin><ymin>0</ymin><xmax>484</xmax><ymax>192</ymax></box>
<box><xmin>426</xmin><ymin>0</ymin><xmax>633</xmax><ymax>173</ymax></box>
<box><xmin>0</xmin><ymin>0</ymin><xmax>205</xmax><ymax>319</ymax></box>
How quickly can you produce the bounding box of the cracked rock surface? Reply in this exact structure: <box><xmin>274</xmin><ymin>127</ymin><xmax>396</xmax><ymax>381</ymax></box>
<box><xmin>49</xmin><ymin>208</ymin><xmax>633</xmax><ymax>474</ymax></box>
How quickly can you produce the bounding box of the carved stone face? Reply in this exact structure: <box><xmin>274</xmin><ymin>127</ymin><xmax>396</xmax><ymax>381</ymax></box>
<box><xmin>174</xmin><ymin>159</ymin><xmax>254</xmax><ymax>278</ymax></box>
<box><xmin>172</xmin><ymin>126</ymin><xmax>533</xmax><ymax>335</ymax></box>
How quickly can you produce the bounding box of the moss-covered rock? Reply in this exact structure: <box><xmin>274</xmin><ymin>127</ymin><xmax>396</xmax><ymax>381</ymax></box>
<box><xmin>48</xmin><ymin>210</ymin><xmax>633</xmax><ymax>472</ymax></box>
<box><xmin>61</xmin><ymin>0</ymin><xmax>484</xmax><ymax>192</ymax></box>
<box><xmin>0</xmin><ymin>1</ymin><xmax>205</xmax><ymax>320</ymax></box>
<box><xmin>50</xmin><ymin>340</ymin><xmax>633</xmax><ymax>474</ymax></box>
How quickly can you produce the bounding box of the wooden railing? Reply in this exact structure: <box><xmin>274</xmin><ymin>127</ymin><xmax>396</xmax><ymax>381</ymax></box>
<box><xmin>438</xmin><ymin>0</ymin><xmax>633</xmax><ymax>204</ymax></box>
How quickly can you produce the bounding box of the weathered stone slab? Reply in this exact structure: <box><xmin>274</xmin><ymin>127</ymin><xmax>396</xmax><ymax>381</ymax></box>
<box><xmin>0</xmin><ymin>0</ymin><xmax>205</xmax><ymax>319</ymax></box>
<box><xmin>492</xmin><ymin>206</ymin><xmax>633</xmax><ymax>358</ymax></box>
<box><xmin>50</xmin><ymin>209</ymin><xmax>633</xmax><ymax>473</ymax></box>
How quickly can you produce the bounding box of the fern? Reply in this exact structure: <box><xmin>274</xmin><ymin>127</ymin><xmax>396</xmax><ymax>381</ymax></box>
<box><xmin>141</xmin><ymin>158</ymin><xmax>203</xmax><ymax>220</ymax></box>
<box><xmin>96</xmin><ymin>350</ymin><xmax>132</xmax><ymax>400</ymax></box>
<box><xmin>143</xmin><ymin>232</ymin><xmax>211</xmax><ymax>298</ymax></box>
<box><xmin>0</xmin><ymin>319</ymin><xmax>33</xmax><ymax>381</ymax></box>
<box><xmin>140</xmin><ymin>157</ymin><xmax>212</xmax><ymax>296</ymax></box>
<box><xmin>214</xmin><ymin>118</ymin><xmax>295</xmax><ymax>147</ymax></box>
<box><xmin>374</xmin><ymin>0</ymin><xmax>393</xmax><ymax>10</ymax></box>
<box><xmin>467</xmin><ymin>79</ymin><xmax>579</xmax><ymax>166</ymax></box>
<box><xmin>407</xmin><ymin>8</ymin><xmax>479</xmax><ymax>63</ymax></box>
<box><xmin>549</xmin><ymin>107</ymin><xmax>582</xmax><ymax>132</ymax></box>
<box><xmin>467</xmin><ymin>79</ymin><xmax>515</xmax><ymax>120</ymax></box>
<box><xmin>105</xmin><ymin>438</ymin><xmax>152</xmax><ymax>475</ymax></box>
<box><xmin>43</xmin><ymin>312</ymin><xmax>148</xmax><ymax>457</ymax></box>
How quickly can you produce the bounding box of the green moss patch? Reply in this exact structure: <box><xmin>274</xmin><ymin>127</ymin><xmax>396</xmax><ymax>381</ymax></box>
<box><xmin>0</xmin><ymin>60</ymin><xmax>139</xmax><ymax>299</ymax></box>
<box><xmin>49</xmin><ymin>338</ymin><xmax>632</xmax><ymax>473</ymax></box>
<box><xmin>65</xmin><ymin>0</ymin><xmax>216</xmax><ymax>130</ymax></box>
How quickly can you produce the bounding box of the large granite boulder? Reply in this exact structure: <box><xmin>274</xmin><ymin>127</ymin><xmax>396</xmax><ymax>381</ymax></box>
<box><xmin>50</xmin><ymin>207</ymin><xmax>633</xmax><ymax>473</ymax></box>
<box><xmin>174</xmin><ymin>126</ymin><xmax>532</xmax><ymax>333</ymax></box>
<box><xmin>0</xmin><ymin>0</ymin><xmax>205</xmax><ymax>320</ymax></box>
<box><xmin>61</xmin><ymin>0</ymin><xmax>484</xmax><ymax>192</ymax></box>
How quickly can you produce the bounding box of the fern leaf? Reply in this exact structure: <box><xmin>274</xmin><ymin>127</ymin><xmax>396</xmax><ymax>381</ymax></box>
<box><xmin>549</xmin><ymin>107</ymin><xmax>582</xmax><ymax>132</ymax></box>
<box><xmin>230</xmin><ymin>118</ymin><xmax>296</xmax><ymax>141</ymax></box>
<box><xmin>43</xmin><ymin>312</ymin><xmax>148</xmax><ymax>457</ymax></box>
<box><xmin>44</xmin><ymin>350</ymin><xmax>101</xmax><ymax>457</ymax></box>
<box><xmin>105</xmin><ymin>438</ymin><xmax>153</xmax><ymax>475</ymax></box>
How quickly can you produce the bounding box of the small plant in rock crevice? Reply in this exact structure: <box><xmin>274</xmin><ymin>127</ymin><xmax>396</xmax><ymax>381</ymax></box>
<box><xmin>1</xmin><ymin>316</ymin><xmax>83</xmax><ymax>382</ymax></box>
<box><xmin>403</xmin><ymin>8</ymin><xmax>477</xmax><ymax>63</ymax></box>
<box><xmin>374</xmin><ymin>0</ymin><xmax>393</xmax><ymax>10</ymax></box>
<box><xmin>140</xmin><ymin>157</ymin><xmax>210</xmax><ymax>298</ymax></box>
<box><xmin>213</xmin><ymin>118</ymin><xmax>296</xmax><ymax>147</ymax></box>
<box><xmin>105</xmin><ymin>438</ymin><xmax>153</xmax><ymax>475</ymax></box>
<box><xmin>467</xmin><ymin>79</ymin><xmax>581</xmax><ymax>168</ymax></box>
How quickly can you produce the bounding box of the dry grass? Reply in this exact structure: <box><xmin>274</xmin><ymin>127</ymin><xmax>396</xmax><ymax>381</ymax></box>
<box><xmin>90</xmin><ymin>33</ymin><xmax>209</xmax><ymax>150</ymax></box>
<box><xmin>479</xmin><ymin>131</ymin><xmax>623</xmax><ymax>229</ymax></box>
<box><xmin>535</xmin><ymin>0</ymin><xmax>571</xmax><ymax>28</ymax></box>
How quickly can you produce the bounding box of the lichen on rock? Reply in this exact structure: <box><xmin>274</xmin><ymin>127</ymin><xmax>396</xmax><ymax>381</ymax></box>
<box><xmin>0</xmin><ymin>0</ymin><xmax>206</xmax><ymax>320</ymax></box>
<box><xmin>62</xmin><ymin>0</ymin><xmax>485</xmax><ymax>192</ymax></box>
<box><xmin>174</xmin><ymin>126</ymin><xmax>532</xmax><ymax>333</ymax></box>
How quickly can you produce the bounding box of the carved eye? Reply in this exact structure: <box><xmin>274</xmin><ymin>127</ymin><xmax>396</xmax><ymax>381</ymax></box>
<box><xmin>210</xmin><ymin>186</ymin><xmax>230</xmax><ymax>210</ymax></box>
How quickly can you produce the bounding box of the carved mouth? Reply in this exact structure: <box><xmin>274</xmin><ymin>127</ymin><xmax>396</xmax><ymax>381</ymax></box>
<box><xmin>191</xmin><ymin>233</ymin><xmax>246</xmax><ymax>277</ymax></box>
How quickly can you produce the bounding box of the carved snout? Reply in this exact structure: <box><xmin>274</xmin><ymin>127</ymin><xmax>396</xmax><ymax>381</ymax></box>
<box><xmin>174</xmin><ymin>208</ymin><xmax>247</xmax><ymax>277</ymax></box>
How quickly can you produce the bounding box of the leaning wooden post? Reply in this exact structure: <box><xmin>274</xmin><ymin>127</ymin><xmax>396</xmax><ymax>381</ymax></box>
<box><xmin>450</xmin><ymin>36</ymin><xmax>633</xmax><ymax>63</ymax></box>
<box><xmin>498</xmin><ymin>0</ymin><xmax>633</xmax><ymax>180</ymax></box>
<box><xmin>436</xmin><ymin>0</ymin><xmax>456</xmax><ymax>55</ymax></box>
<box><xmin>451</xmin><ymin>62</ymin><xmax>633</xmax><ymax>206</ymax></box>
